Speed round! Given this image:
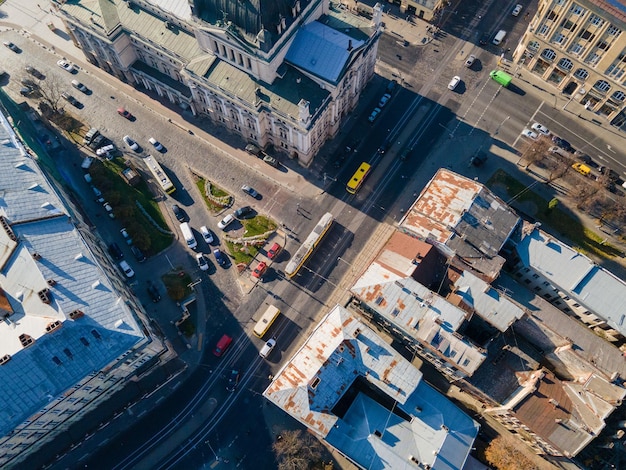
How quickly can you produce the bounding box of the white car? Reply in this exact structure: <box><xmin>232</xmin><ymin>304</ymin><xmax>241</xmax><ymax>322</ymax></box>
<box><xmin>378</xmin><ymin>93</ymin><xmax>391</xmax><ymax>108</ymax></box>
<box><xmin>196</xmin><ymin>253</ymin><xmax>209</xmax><ymax>271</ymax></box>
<box><xmin>200</xmin><ymin>226</ymin><xmax>214</xmax><ymax>244</ymax></box>
<box><xmin>148</xmin><ymin>137</ymin><xmax>164</xmax><ymax>151</ymax></box>
<box><xmin>512</xmin><ymin>4</ymin><xmax>523</xmax><ymax>16</ymax></box>
<box><xmin>71</xmin><ymin>80</ymin><xmax>89</xmax><ymax>93</ymax></box>
<box><xmin>217</xmin><ymin>213</ymin><xmax>235</xmax><ymax>230</ymax></box>
<box><xmin>119</xmin><ymin>260</ymin><xmax>135</xmax><ymax>278</ymax></box>
<box><xmin>448</xmin><ymin>76</ymin><xmax>461</xmax><ymax>90</ymax></box>
<box><xmin>465</xmin><ymin>55</ymin><xmax>476</xmax><ymax>68</ymax></box>
<box><xmin>120</xmin><ymin>228</ymin><xmax>133</xmax><ymax>245</ymax></box>
<box><xmin>521</xmin><ymin>128</ymin><xmax>538</xmax><ymax>140</ymax></box>
<box><xmin>103</xmin><ymin>202</ymin><xmax>115</xmax><ymax>218</ymax></box>
<box><xmin>57</xmin><ymin>60</ymin><xmax>76</xmax><ymax>73</ymax></box>
<box><xmin>123</xmin><ymin>135</ymin><xmax>139</xmax><ymax>151</ymax></box>
<box><xmin>368</xmin><ymin>107</ymin><xmax>381</xmax><ymax>123</ymax></box>
<box><xmin>531</xmin><ymin>122</ymin><xmax>550</xmax><ymax>135</ymax></box>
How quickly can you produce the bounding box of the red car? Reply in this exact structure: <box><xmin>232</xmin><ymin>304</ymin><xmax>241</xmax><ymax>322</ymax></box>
<box><xmin>267</xmin><ymin>243</ymin><xmax>281</xmax><ymax>260</ymax></box>
<box><xmin>252</xmin><ymin>261</ymin><xmax>267</xmax><ymax>279</ymax></box>
<box><xmin>117</xmin><ymin>107</ymin><xmax>134</xmax><ymax>120</ymax></box>
<box><xmin>213</xmin><ymin>334</ymin><xmax>232</xmax><ymax>357</ymax></box>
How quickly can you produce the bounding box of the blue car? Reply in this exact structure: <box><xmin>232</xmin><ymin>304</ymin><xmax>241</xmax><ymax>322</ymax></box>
<box><xmin>213</xmin><ymin>249</ymin><xmax>227</xmax><ymax>267</ymax></box>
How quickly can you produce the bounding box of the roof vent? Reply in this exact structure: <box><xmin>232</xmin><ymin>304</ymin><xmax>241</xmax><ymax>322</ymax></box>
<box><xmin>32</xmin><ymin>252</ymin><xmax>42</xmax><ymax>260</ymax></box>
<box><xmin>0</xmin><ymin>216</ymin><xmax>17</xmax><ymax>241</ymax></box>
<box><xmin>353</xmin><ymin>328</ymin><xmax>361</xmax><ymax>337</ymax></box>
<box><xmin>19</xmin><ymin>333</ymin><xmax>35</xmax><ymax>348</ymax></box>
<box><xmin>45</xmin><ymin>320</ymin><xmax>62</xmax><ymax>333</ymax></box>
<box><xmin>38</xmin><ymin>288</ymin><xmax>51</xmax><ymax>304</ymax></box>
<box><xmin>373</xmin><ymin>429</ymin><xmax>382</xmax><ymax>438</ymax></box>
<box><xmin>69</xmin><ymin>309</ymin><xmax>84</xmax><ymax>320</ymax></box>
<box><xmin>347</xmin><ymin>39</ymin><xmax>353</xmax><ymax>51</ymax></box>
<box><xmin>441</xmin><ymin>424</ymin><xmax>449</xmax><ymax>432</ymax></box>
<box><xmin>47</xmin><ymin>279</ymin><xmax>57</xmax><ymax>287</ymax></box>
<box><xmin>0</xmin><ymin>354</ymin><xmax>11</xmax><ymax>366</ymax></box>
<box><xmin>408</xmin><ymin>455</ymin><xmax>419</xmax><ymax>464</ymax></box>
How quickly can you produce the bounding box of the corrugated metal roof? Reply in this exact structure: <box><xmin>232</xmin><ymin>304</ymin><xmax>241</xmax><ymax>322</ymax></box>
<box><xmin>0</xmin><ymin>112</ymin><xmax>145</xmax><ymax>437</ymax></box>
<box><xmin>263</xmin><ymin>305</ymin><xmax>479</xmax><ymax>470</ymax></box>
<box><xmin>453</xmin><ymin>271</ymin><xmax>525</xmax><ymax>332</ymax></box>
<box><xmin>516</xmin><ymin>227</ymin><xmax>626</xmax><ymax>337</ymax></box>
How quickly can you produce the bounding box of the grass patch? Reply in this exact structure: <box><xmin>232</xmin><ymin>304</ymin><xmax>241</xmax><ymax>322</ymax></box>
<box><xmin>195</xmin><ymin>177</ymin><xmax>230</xmax><ymax>214</ymax></box>
<box><xmin>89</xmin><ymin>158</ymin><xmax>173</xmax><ymax>254</ymax></box>
<box><xmin>487</xmin><ymin>169</ymin><xmax>621</xmax><ymax>259</ymax></box>
<box><xmin>242</xmin><ymin>215</ymin><xmax>277</xmax><ymax>237</ymax></box>
<box><xmin>178</xmin><ymin>318</ymin><xmax>196</xmax><ymax>337</ymax></box>
<box><xmin>161</xmin><ymin>270</ymin><xmax>193</xmax><ymax>301</ymax></box>
<box><xmin>225</xmin><ymin>215</ymin><xmax>278</xmax><ymax>265</ymax></box>
<box><xmin>210</xmin><ymin>184</ymin><xmax>228</xmax><ymax>198</ymax></box>
<box><xmin>225</xmin><ymin>240</ymin><xmax>257</xmax><ymax>265</ymax></box>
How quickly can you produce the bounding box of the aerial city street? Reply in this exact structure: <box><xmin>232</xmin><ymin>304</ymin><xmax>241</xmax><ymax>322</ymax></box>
<box><xmin>1</xmin><ymin>0</ymin><xmax>626</xmax><ymax>469</ymax></box>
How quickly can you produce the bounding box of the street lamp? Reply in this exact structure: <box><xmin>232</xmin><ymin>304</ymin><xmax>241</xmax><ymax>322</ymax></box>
<box><xmin>204</xmin><ymin>440</ymin><xmax>220</xmax><ymax>461</ymax></box>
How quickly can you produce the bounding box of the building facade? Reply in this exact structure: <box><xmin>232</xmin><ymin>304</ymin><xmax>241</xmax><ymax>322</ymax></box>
<box><xmin>513</xmin><ymin>0</ymin><xmax>626</xmax><ymax>128</ymax></box>
<box><xmin>56</xmin><ymin>0</ymin><xmax>381</xmax><ymax>166</ymax></box>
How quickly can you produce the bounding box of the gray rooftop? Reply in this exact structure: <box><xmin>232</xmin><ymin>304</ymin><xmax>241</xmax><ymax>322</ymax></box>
<box><xmin>0</xmin><ymin>112</ymin><xmax>145</xmax><ymax>436</ymax></box>
<box><xmin>264</xmin><ymin>305</ymin><xmax>478</xmax><ymax>470</ymax></box>
<box><xmin>515</xmin><ymin>227</ymin><xmax>626</xmax><ymax>337</ymax></box>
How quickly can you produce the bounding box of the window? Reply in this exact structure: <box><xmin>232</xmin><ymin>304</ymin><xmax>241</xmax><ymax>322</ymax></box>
<box><xmin>528</xmin><ymin>40</ymin><xmax>540</xmax><ymax>52</ymax></box>
<box><xmin>574</xmin><ymin>67</ymin><xmax>589</xmax><ymax>79</ymax></box>
<box><xmin>552</xmin><ymin>33</ymin><xmax>566</xmax><ymax>44</ymax></box>
<box><xmin>538</xmin><ymin>24</ymin><xmax>550</xmax><ymax>36</ymax></box>
<box><xmin>569</xmin><ymin>4</ymin><xmax>584</xmax><ymax>15</ymax></box>
<box><xmin>607</xmin><ymin>25</ymin><xmax>621</xmax><ymax>36</ymax></box>
<box><xmin>569</xmin><ymin>43</ymin><xmax>584</xmax><ymax>55</ymax></box>
<box><xmin>585</xmin><ymin>52</ymin><xmax>600</xmax><ymax>65</ymax></box>
<box><xmin>597</xmin><ymin>41</ymin><xmax>609</xmax><ymax>50</ymax></box>
<box><xmin>561</xmin><ymin>19</ymin><xmax>576</xmax><ymax>31</ymax></box>
<box><xmin>532</xmin><ymin>273</ymin><xmax>540</xmax><ymax>279</ymax></box>
<box><xmin>555</xmin><ymin>0</ymin><xmax>565</xmax><ymax>4</ymax></box>
<box><xmin>541</xmin><ymin>48</ymin><xmax>557</xmax><ymax>61</ymax></box>
<box><xmin>589</xmin><ymin>14</ymin><xmax>604</xmax><ymax>26</ymax></box>
<box><xmin>611</xmin><ymin>91</ymin><xmax>625</xmax><ymax>102</ymax></box>
<box><xmin>579</xmin><ymin>30</ymin><xmax>594</xmax><ymax>41</ymax></box>
<box><xmin>547</xmin><ymin>10</ymin><xmax>559</xmax><ymax>21</ymax></box>
<box><xmin>557</xmin><ymin>58</ymin><xmax>573</xmax><ymax>70</ymax></box>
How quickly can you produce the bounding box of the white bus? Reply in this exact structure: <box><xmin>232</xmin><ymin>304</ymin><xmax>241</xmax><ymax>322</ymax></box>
<box><xmin>253</xmin><ymin>305</ymin><xmax>280</xmax><ymax>338</ymax></box>
<box><xmin>144</xmin><ymin>155</ymin><xmax>175</xmax><ymax>194</ymax></box>
<box><xmin>179</xmin><ymin>222</ymin><xmax>197</xmax><ymax>250</ymax></box>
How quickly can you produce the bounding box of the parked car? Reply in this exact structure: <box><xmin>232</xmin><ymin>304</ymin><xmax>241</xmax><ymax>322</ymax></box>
<box><xmin>120</xmin><ymin>228</ymin><xmax>133</xmax><ymax>245</ymax></box>
<box><xmin>259</xmin><ymin>338</ymin><xmax>276</xmax><ymax>359</ymax></box>
<box><xmin>196</xmin><ymin>253</ymin><xmax>209</xmax><ymax>271</ymax></box>
<box><xmin>25</xmin><ymin>66</ymin><xmax>45</xmax><ymax>79</ymax></box>
<box><xmin>226</xmin><ymin>369</ymin><xmax>240</xmax><ymax>392</ymax></box>
<box><xmin>217</xmin><ymin>213</ymin><xmax>235</xmax><ymax>230</ymax></box>
<box><xmin>252</xmin><ymin>261</ymin><xmax>267</xmax><ymax>279</ymax></box>
<box><xmin>386</xmin><ymin>79</ymin><xmax>397</xmax><ymax>93</ymax></box>
<box><xmin>531</xmin><ymin>122</ymin><xmax>550</xmax><ymax>135</ymax></box>
<box><xmin>521</xmin><ymin>128</ymin><xmax>538</xmax><ymax>140</ymax></box>
<box><xmin>512</xmin><ymin>3</ymin><xmax>523</xmax><ymax>16</ymax></box>
<box><xmin>448</xmin><ymin>76</ymin><xmax>461</xmax><ymax>90</ymax></box>
<box><xmin>147</xmin><ymin>281</ymin><xmax>161</xmax><ymax>302</ymax></box>
<box><xmin>368</xmin><ymin>107</ymin><xmax>381</xmax><ymax>123</ymax></box>
<box><xmin>20</xmin><ymin>86</ymin><xmax>34</xmax><ymax>97</ymax></box>
<box><xmin>131</xmin><ymin>246</ymin><xmax>146</xmax><ymax>262</ymax></box>
<box><xmin>551</xmin><ymin>135</ymin><xmax>571</xmax><ymax>151</ymax></box>
<box><xmin>470</xmin><ymin>153</ymin><xmax>487</xmax><ymax>167</ymax></box>
<box><xmin>61</xmin><ymin>92</ymin><xmax>81</xmax><ymax>108</ymax></box>
<box><xmin>57</xmin><ymin>60</ymin><xmax>76</xmax><ymax>73</ymax></box>
<box><xmin>213</xmin><ymin>249</ymin><xmax>226</xmax><ymax>266</ymax></box>
<box><xmin>117</xmin><ymin>107</ymin><xmax>134</xmax><ymax>120</ymax></box>
<box><xmin>108</xmin><ymin>242</ymin><xmax>124</xmax><ymax>260</ymax></box>
<box><xmin>241</xmin><ymin>185</ymin><xmax>259</xmax><ymax>198</ymax></box>
<box><xmin>378</xmin><ymin>93</ymin><xmax>391</xmax><ymax>108</ymax></box>
<box><xmin>172</xmin><ymin>204</ymin><xmax>186</xmax><ymax>222</ymax></box>
<box><xmin>103</xmin><ymin>202</ymin><xmax>115</xmax><ymax>218</ymax></box>
<box><xmin>119</xmin><ymin>260</ymin><xmax>135</xmax><ymax>278</ymax></box>
<box><xmin>465</xmin><ymin>55</ymin><xmax>476</xmax><ymax>68</ymax></box>
<box><xmin>234</xmin><ymin>206</ymin><xmax>253</xmax><ymax>219</ymax></box>
<box><xmin>148</xmin><ymin>137</ymin><xmax>164</xmax><ymax>151</ymax></box>
<box><xmin>123</xmin><ymin>135</ymin><xmax>140</xmax><ymax>151</ymax></box>
<box><xmin>91</xmin><ymin>185</ymin><xmax>105</xmax><ymax>203</ymax></box>
<box><xmin>71</xmin><ymin>80</ymin><xmax>89</xmax><ymax>93</ymax></box>
<box><xmin>245</xmin><ymin>143</ymin><xmax>262</xmax><ymax>156</ymax></box>
<box><xmin>479</xmin><ymin>32</ymin><xmax>490</xmax><ymax>45</ymax></box>
<box><xmin>200</xmin><ymin>226</ymin><xmax>214</xmax><ymax>244</ymax></box>
<box><xmin>213</xmin><ymin>334</ymin><xmax>232</xmax><ymax>357</ymax></box>
<box><xmin>263</xmin><ymin>154</ymin><xmax>279</xmax><ymax>167</ymax></box>
<box><xmin>267</xmin><ymin>242</ymin><xmax>281</xmax><ymax>260</ymax></box>
<box><xmin>3</xmin><ymin>41</ymin><xmax>20</xmax><ymax>53</ymax></box>
<box><xmin>21</xmin><ymin>78</ymin><xmax>38</xmax><ymax>89</ymax></box>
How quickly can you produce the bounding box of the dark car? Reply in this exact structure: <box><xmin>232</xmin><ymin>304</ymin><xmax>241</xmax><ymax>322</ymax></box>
<box><xmin>61</xmin><ymin>92</ymin><xmax>82</xmax><ymax>108</ymax></box>
<box><xmin>551</xmin><ymin>136</ymin><xmax>573</xmax><ymax>152</ymax></box>
<box><xmin>172</xmin><ymin>204</ymin><xmax>186</xmax><ymax>222</ymax></box>
<box><xmin>386</xmin><ymin>79</ymin><xmax>397</xmax><ymax>93</ymax></box>
<box><xmin>470</xmin><ymin>153</ymin><xmax>487</xmax><ymax>167</ymax></box>
<box><xmin>117</xmin><ymin>107</ymin><xmax>134</xmax><ymax>120</ymax></box>
<box><xmin>234</xmin><ymin>206</ymin><xmax>253</xmax><ymax>219</ymax></box>
<box><xmin>131</xmin><ymin>246</ymin><xmax>146</xmax><ymax>262</ymax></box>
<box><xmin>20</xmin><ymin>78</ymin><xmax>38</xmax><ymax>89</ymax></box>
<box><xmin>3</xmin><ymin>41</ymin><xmax>20</xmax><ymax>53</ymax></box>
<box><xmin>25</xmin><ymin>66</ymin><xmax>45</xmax><ymax>80</ymax></box>
<box><xmin>479</xmin><ymin>32</ymin><xmax>490</xmax><ymax>46</ymax></box>
<box><xmin>213</xmin><ymin>249</ymin><xmax>227</xmax><ymax>267</ymax></box>
<box><xmin>600</xmin><ymin>166</ymin><xmax>621</xmax><ymax>183</ymax></box>
<box><xmin>226</xmin><ymin>369</ymin><xmax>240</xmax><ymax>392</ymax></box>
<box><xmin>108</xmin><ymin>242</ymin><xmax>124</xmax><ymax>260</ymax></box>
<box><xmin>146</xmin><ymin>281</ymin><xmax>161</xmax><ymax>302</ymax></box>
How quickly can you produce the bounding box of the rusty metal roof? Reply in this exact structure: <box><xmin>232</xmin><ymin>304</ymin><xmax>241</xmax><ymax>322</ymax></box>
<box><xmin>263</xmin><ymin>305</ymin><xmax>479</xmax><ymax>470</ymax></box>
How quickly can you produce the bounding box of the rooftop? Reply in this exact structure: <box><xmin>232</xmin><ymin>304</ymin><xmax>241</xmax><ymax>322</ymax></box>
<box><xmin>515</xmin><ymin>226</ymin><xmax>626</xmax><ymax>338</ymax></box>
<box><xmin>0</xmin><ymin>112</ymin><xmax>146</xmax><ymax>437</ymax></box>
<box><xmin>263</xmin><ymin>305</ymin><xmax>478</xmax><ymax>470</ymax></box>
<box><xmin>399</xmin><ymin>169</ymin><xmax>520</xmax><ymax>280</ymax></box>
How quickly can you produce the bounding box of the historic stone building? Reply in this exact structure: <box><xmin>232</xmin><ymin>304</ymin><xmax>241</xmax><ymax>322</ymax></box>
<box><xmin>513</xmin><ymin>0</ymin><xmax>626</xmax><ymax>129</ymax></box>
<box><xmin>56</xmin><ymin>0</ymin><xmax>382</xmax><ymax>166</ymax></box>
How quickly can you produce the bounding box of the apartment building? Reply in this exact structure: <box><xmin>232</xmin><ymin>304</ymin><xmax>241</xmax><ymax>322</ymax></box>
<box><xmin>0</xmin><ymin>111</ymin><xmax>167</xmax><ymax>468</ymax></box>
<box><xmin>56</xmin><ymin>0</ymin><xmax>381</xmax><ymax>166</ymax></box>
<box><xmin>513</xmin><ymin>0</ymin><xmax>626</xmax><ymax>128</ymax></box>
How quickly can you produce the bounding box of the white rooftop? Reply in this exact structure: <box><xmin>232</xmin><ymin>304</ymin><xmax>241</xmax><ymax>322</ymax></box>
<box><xmin>0</xmin><ymin>112</ymin><xmax>145</xmax><ymax>436</ymax></box>
<box><xmin>264</xmin><ymin>305</ymin><xmax>478</xmax><ymax>470</ymax></box>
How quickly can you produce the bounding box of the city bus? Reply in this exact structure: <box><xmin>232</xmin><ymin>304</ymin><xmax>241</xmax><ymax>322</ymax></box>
<box><xmin>489</xmin><ymin>70</ymin><xmax>512</xmax><ymax>88</ymax></box>
<box><xmin>346</xmin><ymin>162</ymin><xmax>371</xmax><ymax>194</ymax></box>
<box><xmin>143</xmin><ymin>155</ymin><xmax>175</xmax><ymax>194</ymax></box>
<box><xmin>253</xmin><ymin>305</ymin><xmax>281</xmax><ymax>338</ymax></box>
<box><xmin>284</xmin><ymin>212</ymin><xmax>334</xmax><ymax>277</ymax></box>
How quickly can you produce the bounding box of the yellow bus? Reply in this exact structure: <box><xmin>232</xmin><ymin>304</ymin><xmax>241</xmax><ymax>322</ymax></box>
<box><xmin>346</xmin><ymin>162</ymin><xmax>371</xmax><ymax>194</ymax></box>
<box><xmin>284</xmin><ymin>212</ymin><xmax>334</xmax><ymax>278</ymax></box>
<box><xmin>253</xmin><ymin>305</ymin><xmax>281</xmax><ymax>338</ymax></box>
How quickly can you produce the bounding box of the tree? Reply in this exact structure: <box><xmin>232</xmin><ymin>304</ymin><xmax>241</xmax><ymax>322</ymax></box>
<box><xmin>572</xmin><ymin>185</ymin><xmax>596</xmax><ymax>210</ymax></box>
<box><xmin>34</xmin><ymin>74</ymin><xmax>64</xmax><ymax>114</ymax></box>
<box><xmin>273</xmin><ymin>430</ymin><xmax>324</xmax><ymax>470</ymax></box>
<box><xmin>484</xmin><ymin>436</ymin><xmax>540</xmax><ymax>470</ymax></box>
<box><xmin>521</xmin><ymin>137</ymin><xmax>551</xmax><ymax>170</ymax></box>
<box><xmin>546</xmin><ymin>153</ymin><xmax>570</xmax><ymax>183</ymax></box>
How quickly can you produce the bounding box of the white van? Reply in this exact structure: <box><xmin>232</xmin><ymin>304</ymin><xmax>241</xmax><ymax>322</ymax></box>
<box><xmin>180</xmin><ymin>222</ymin><xmax>197</xmax><ymax>250</ymax></box>
<box><xmin>493</xmin><ymin>30</ymin><xmax>506</xmax><ymax>45</ymax></box>
<box><xmin>259</xmin><ymin>338</ymin><xmax>276</xmax><ymax>359</ymax></box>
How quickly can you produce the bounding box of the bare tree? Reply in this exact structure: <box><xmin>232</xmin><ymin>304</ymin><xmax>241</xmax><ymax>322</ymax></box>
<box><xmin>34</xmin><ymin>74</ymin><xmax>64</xmax><ymax>114</ymax></box>
<box><xmin>572</xmin><ymin>184</ymin><xmax>596</xmax><ymax>210</ymax></box>
<box><xmin>484</xmin><ymin>436</ymin><xmax>540</xmax><ymax>470</ymax></box>
<box><xmin>521</xmin><ymin>137</ymin><xmax>551</xmax><ymax>170</ymax></box>
<box><xmin>273</xmin><ymin>430</ymin><xmax>324</xmax><ymax>470</ymax></box>
<box><xmin>546</xmin><ymin>153</ymin><xmax>571</xmax><ymax>183</ymax></box>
